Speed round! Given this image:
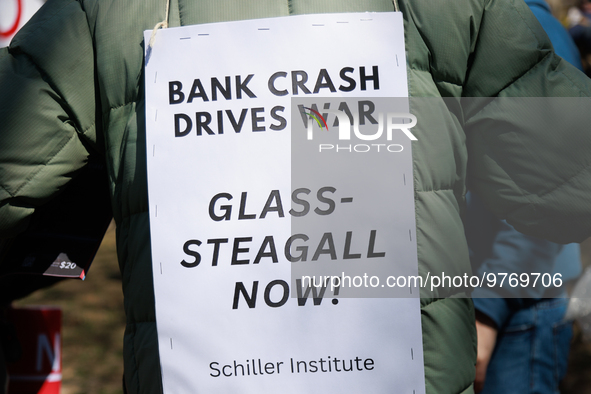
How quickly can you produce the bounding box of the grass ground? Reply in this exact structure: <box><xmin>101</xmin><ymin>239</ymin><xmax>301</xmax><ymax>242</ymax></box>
<box><xmin>14</xmin><ymin>222</ymin><xmax>125</xmax><ymax>394</ymax></box>
<box><xmin>10</xmin><ymin>226</ymin><xmax>591</xmax><ymax>393</ymax></box>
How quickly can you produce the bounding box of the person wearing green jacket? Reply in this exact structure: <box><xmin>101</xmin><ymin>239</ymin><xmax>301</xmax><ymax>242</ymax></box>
<box><xmin>2</xmin><ymin>1</ymin><xmax>591</xmax><ymax>393</ymax></box>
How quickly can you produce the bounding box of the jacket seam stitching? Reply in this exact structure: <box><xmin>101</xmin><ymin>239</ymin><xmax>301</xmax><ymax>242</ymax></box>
<box><xmin>404</xmin><ymin>7</ymin><xmax>464</xmax><ymax>88</ymax></box>
<box><xmin>11</xmin><ymin>132</ymin><xmax>79</xmax><ymax>197</ymax></box>
<box><xmin>130</xmin><ymin>323</ymin><xmax>140</xmax><ymax>394</ymax></box>
<box><xmin>510</xmin><ymin>0</ymin><xmax>539</xmax><ymax>43</ymax></box>
<box><xmin>411</xmin><ymin>68</ymin><xmax>464</xmax><ymax>88</ymax></box>
<box><xmin>0</xmin><ymin>184</ymin><xmax>14</xmax><ymax>198</ymax></box>
<box><xmin>497</xmin><ymin>52</ymin><xmax>555</xmax><ymax>99</ymax></box>
<box><xmin>466</xmin><ymin>0</ymin><xmax>553</xmax><ymax>98</ymax></box>
<box><xmin>505</xmin><ymin>161</ymin><xmax>591</xmax><ymax>217</ymax></box>
<box><xmin>8</xmin><ymin>1</ymin><xmax>92</xmax><ymax>137</ymax></box>
<box><xmin>501</xmin><ymin>55</ymin><xmax>555</xmax><ymax>98</ymax></box>
<box><xmin>491</xmin><ymin>0</ymin><xmax>554</xmax><ymax>97</ymax></box>
<box><xmin>421</xmin><ymin>298</ymin><xmax>446</xmax><ymax>309</ymax></box>
<box><xmin>106</xmin><ymin>102</ymin><xmax>135</xmax><ymax>113</ymax></box>
<box><xmin>13</xmin><ymin>49</ymin><xmax>87</xmax><ymax>136</ymax></box>
<box><xmin>558</xmin><ymin>68</ymin><xmax>586</xmax><ymax>96</ymax></box>
<box><xmin>416</xmin><ymin>188</ymin><xmax>454</xmax><ymax>193</ymax></box>
<box><xmin>128</xmin><ymin>210</ymin><xmax>148</xmax><ymax>217</ymax></box>
<box><xmin>405</xmin><ymin>5</ymin><xmax>434</xmax><ymax>84</ymax></box>
<box><xmin>81</xmin><ymin>120</ymin><xmax>97</xmax><ymax>136</ymax></box>
<box><xmin>433</xmin><ymin>77</ymin><xmax>463</xmax><ymax>88</ymax></box>
<box><xmin>177</xmin><ymin>0</ymin><xmax>185</xmax><ymax>27</ymax></box>
<box><xmin>470</xmin><ymin>49</ymin><xmax>550</xmax><ymax>115</ymax></box>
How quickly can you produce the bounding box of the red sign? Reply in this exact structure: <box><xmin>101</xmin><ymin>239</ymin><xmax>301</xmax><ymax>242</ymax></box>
<box><xmin>6</xmin><ymin>307</ymin><xmax>62</xmax><ymax>394</ymax></box>
<box><xmin>0</xmin><ymin>0</ymin><xmax>22</xmax><ymax>38</ymax></box>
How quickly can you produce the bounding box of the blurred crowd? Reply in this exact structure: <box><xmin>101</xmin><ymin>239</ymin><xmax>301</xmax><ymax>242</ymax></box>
<box><xmin>548</xmin><ymin>0</ymin><xmax>591</xmax><ymax>74</ymax></box>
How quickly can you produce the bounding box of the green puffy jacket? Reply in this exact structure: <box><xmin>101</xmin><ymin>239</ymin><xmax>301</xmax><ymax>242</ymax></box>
<box><xmin>2</xmin><ymin>0</ymin><xmax>591</xmax><ymax>393</ymax></box>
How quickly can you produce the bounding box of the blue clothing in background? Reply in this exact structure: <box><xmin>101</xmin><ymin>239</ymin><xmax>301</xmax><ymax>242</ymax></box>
<box><xmin>467</xmin><ymin>191</ymin><xmax>580</xmax><ymax>394</ymax></box>
<box><xmin>526</xmin><ymin>0</ymin><xmax>584</xmax><ymax>70</ymax></box>
<box><xmin>467</xmin><ymin>6</ymin><xmax>583</xmax><ymax>389</ymax></box>
<box><xmin>467</xmin><ymin>192</ymin><xmax>581</xmax><ymax>329</ymax></box>
<box><xmin>481</xmin><ymin>299</ymin><xmax>572</xmax><ymax>394</ymax></box>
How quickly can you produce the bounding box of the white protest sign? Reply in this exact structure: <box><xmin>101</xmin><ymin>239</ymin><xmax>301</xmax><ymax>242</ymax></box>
<box><xmin>145</xmin><ymin>13</ymin><xmax>425</xmax><ymax>393</ymax></box>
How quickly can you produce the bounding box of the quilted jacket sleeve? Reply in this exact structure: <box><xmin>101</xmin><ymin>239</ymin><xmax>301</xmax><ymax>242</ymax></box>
<box><xmin>0</xmin><ymin>0</ymin><xmax>99</xmax><ymax>238</ymax></box>
<box><xmin>463</xmin><ymin>0</ymin><xmax>591</xmax><ymax>244</ymax></box>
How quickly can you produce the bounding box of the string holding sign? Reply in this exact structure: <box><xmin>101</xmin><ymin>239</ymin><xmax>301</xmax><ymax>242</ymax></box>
<box><xmin>147</xmin><ymin>0</ymin><xmax>171</xmax><ymax>63</ymax></box>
